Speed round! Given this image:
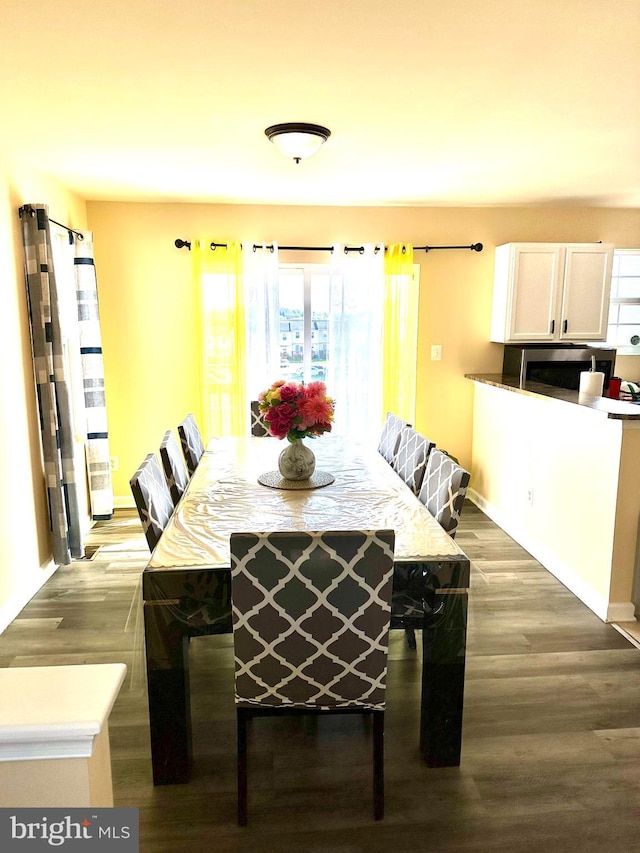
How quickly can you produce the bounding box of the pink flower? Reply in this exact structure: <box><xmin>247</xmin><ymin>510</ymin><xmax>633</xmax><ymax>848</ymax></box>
<box><xmin>269</xmin><ymin>420</ymin><xmax>290</xmax><ymax>439</ymax></box>
<box><xmin>279</xmin><ymin>383</ymin><xmax>299</xmax><ymax>403</ymax></box>
<box><xmin>299</xmin><ymin>394</ymin><xmax>334</xmax><ymax>426</ymax></box>
<box><xmin>257</xmin><ymin>378</ymin><xmax>334</xmax><ymax>441</ymax></box>
<box><xmin>305</xmin><ymin>381</ymin><xmax>326</xmax><ymax>397</ymax></box>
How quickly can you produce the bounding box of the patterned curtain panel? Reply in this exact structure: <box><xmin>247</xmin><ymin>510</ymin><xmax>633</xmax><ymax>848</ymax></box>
<box><xmin>74</xmin><ymin>230</ymin><xmax>114</xmax><ymax>519</ymax></box>
<box><xmin>20</xmin><ymin>204</ymin><xmax>82</xmax><ymax>564</ymax></box>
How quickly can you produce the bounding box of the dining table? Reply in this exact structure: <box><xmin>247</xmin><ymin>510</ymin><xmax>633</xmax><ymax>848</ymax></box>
<box><xmin>142</xmin><ymin>434</ymin><xmax>470</xmax><ymax>785</ymax></box>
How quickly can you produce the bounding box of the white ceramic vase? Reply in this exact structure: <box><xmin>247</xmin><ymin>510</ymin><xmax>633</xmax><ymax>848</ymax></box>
<box><xmin>278</xmin><ymin>439</ymin><xmax>316</xmax><ymax>480</ymax></box>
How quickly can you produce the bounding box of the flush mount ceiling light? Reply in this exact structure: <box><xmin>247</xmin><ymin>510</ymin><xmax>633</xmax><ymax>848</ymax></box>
<box><xmin>264</xmin><ymin>122</ymin><xmax>331</xmax><ymax>164</ymax></box>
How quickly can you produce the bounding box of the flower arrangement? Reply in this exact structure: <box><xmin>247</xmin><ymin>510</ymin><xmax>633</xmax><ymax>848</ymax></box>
<box><xmin>258</xmin><ymin>379</ymin><xmax>335</xmax><ymax>441</ymax></box>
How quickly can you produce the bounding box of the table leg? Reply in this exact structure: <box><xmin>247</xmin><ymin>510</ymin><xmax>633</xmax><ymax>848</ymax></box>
<box><xmin>144</xmin><ymin>604</ymin><xmax>192</xmax><ymax>785</ymax></box>
<box><xmin>419</xmin><ymin>591</ymin><xmax>467</xmax><ymax>767</ymax></box>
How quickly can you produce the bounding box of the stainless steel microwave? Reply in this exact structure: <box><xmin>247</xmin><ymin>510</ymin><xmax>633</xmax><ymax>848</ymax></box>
<box><xmin>502</xmin><ymin>344</ymin><xmax>617</xmax><ymax>391</ymax></box>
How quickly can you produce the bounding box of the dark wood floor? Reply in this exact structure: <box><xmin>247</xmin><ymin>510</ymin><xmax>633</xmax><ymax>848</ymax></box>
<box><xmin>2</xmin><ymin>502</ymin><xmax>640</xmax><ymax>851</ymax></box>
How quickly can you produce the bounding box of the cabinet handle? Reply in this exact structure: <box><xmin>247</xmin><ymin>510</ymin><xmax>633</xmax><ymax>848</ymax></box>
<box><xmin>550</xmin><ymin>320</ymin><xmax>555</xmax><ymax>334</ymax></box>
<box><xmin>563</xmin><ymin>319</ymin><xmax>568</xmax><ymax>333</ymax></box>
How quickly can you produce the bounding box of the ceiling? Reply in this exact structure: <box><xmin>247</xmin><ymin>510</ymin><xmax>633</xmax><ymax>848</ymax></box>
<box><xmin>2</xmin><ymin>0</ymin><xmax>639</xmax><ymax>207</ymax></box>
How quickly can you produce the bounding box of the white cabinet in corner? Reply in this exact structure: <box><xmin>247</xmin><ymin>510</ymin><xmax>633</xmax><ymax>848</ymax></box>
<box><xmin>490</xmin><ymin>242</ymin><xmax>614</xmax><ymax>344</ymax></box>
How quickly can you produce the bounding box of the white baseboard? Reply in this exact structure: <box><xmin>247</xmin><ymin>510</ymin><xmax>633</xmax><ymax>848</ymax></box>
<box><xmin>0</xmin><ymin>560</ymin><xmax>58</xmax><ymax>635</ymax></box>
<box><xmin>605</xmin><ymin>601</ymin><xmax>636</xmax><ymax>622</ymax></box>
<box><xmin>467</xmin><ymin>489</ymin><xmax>635</xmax><ymax>624</ymax></box>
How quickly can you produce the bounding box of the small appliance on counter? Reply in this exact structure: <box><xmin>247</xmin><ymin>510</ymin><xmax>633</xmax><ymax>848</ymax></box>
<box><xmin>502</xmin><ymin>344</ymin><xmax>617</xmax><ymax>392</ymax></box>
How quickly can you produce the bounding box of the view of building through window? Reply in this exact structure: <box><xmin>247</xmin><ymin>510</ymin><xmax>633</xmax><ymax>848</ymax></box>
<box><xmin>278</xmin><ymin>266</ymin><xmax>331</xmax><ymax>384</ymax></box>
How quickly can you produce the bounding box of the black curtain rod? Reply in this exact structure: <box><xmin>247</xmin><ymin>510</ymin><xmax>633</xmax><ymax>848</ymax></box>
<box><xmin>174</xmin><ymin>239</ymin><xmax>483</xmax><ymax>254</ymax></box>
<box><xmin>19</xmin><ymin>205</ymin><xmax>85</xmax><ymax>241</ymax></box>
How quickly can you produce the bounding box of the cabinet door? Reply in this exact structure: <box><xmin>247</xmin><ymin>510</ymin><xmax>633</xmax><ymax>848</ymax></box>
<box><xmin>560</xmin><ymin>245</ymin><xmax>613</xmax><ymax>341</ymax></box>
<box><xmin>507</xmin><ymin>245</ymin><xmax>563</xmax><ymax>342</ymax></box>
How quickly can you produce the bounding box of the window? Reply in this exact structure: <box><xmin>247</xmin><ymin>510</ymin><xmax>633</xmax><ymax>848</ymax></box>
<box><xmin>276</xmin><ymin>266</ymin><xmax>330</xmax><ymax>386</ymax></box>
<box><xmin>606</xmin><ymin>250</ymin><xmax>640</xmax><ymax>354</ymax></box>
<box><xmin>199</xmin><ymin>245</ymin><xmax>419</xmax><ymax>440</ymax></box>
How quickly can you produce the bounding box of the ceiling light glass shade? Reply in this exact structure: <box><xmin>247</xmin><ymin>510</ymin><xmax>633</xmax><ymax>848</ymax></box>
<box><xmin>265</xmin><ymin>123</ymin><xmax>331</xmax><ymax>163</ymax></box>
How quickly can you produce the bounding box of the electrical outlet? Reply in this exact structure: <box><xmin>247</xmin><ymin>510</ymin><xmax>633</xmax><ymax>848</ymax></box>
<box><xmin>110</xmin><ymin>456</ymin><xmax>119</xmax><ymax>472</ymax></box>
<box><xmin>431</xmin><ymin>345</ymin><xmax>442</xmax><ymax>361</ymax></box>
<box><xmin>527</xmin><ymin>488</ymin><xmax>533</xmax><ymax>505</ymax></box>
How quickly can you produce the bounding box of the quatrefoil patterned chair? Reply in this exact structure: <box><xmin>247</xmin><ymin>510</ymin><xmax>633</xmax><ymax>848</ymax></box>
<box><xmin>250</xmin><ymin>400</ymin><xmax>270</xmax><ymax>436</ymax></box>
<box><xmin>418</xmin><ymin>449</ymin><xmax>471</xmax><ymax>539</ymax></box>
<box><xmin>159</xmin><ymin>429</ymin><xmax>189</xmax><ymax>507</ymax></box>
<box><xmin>391</xmin><ymin>426</ymin><xmax>435</xmax><ymax>495</ymax></box>
<box><xmin>177</xmin><ymin>413</ymin><xmax>205</xmax><ymax>476</ymax></box>
<box><xmin>377</xmin><ymin>412</ymin><xmax>409</xmax><ymax>464</ymax></box>
<box><xmin>394</xmin><ymin>450</ymin><xmax>471</xmax><ymax>650</ymax></box>
<box><xmin>230</xmin><ymin>528</ymin><xmax>395</xmax><ymax>825</ymax></box>
<box><xmin>129</xmin><ymin>453</ymin><xmax>175</xmax><ymax>552</ymax></box>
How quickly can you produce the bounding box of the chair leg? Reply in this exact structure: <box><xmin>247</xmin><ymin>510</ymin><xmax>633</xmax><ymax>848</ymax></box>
<box><xmin>405</xmin><ymin>625</ymin><xmax>417</xmax><ymax>650</ymax></box>
<box><xmin>237</xmin><ymin>709</ymin><xmax>248</xmax><ymax>826</ymax></box>
<box><xmin>372</xmin><ymin>710</ymin><xmax>385</xmax><ymax>820</ymax></box>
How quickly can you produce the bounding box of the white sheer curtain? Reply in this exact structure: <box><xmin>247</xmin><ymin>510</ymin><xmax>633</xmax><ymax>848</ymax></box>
<box><xmin>243</xmin><ymin>242</ymin><xmax>280</xmax><ymax>422</ymax></box>
<box><xmin>327</xmin><ymin>244</ymin><xmax>384</xmax><ymax>444</ymax></box>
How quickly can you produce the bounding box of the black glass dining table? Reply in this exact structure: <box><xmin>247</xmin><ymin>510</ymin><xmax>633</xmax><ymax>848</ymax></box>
<box><xmin>143</xmin><ymin>435</ymin><xmax>470</xmax><ymax>785</ymax></box>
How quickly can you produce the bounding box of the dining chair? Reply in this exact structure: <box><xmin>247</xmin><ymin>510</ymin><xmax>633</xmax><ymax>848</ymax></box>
<box><xmin>250</xmin><ymin>400</ymin><xmax>270</xmax><ymax>436</ymax></box>
<box><xmin>377</xmin><ymin>412</ymin><xmax>409</xmax><ymax>464</ymax></box>
<box><xmin>177</xmin><ymin>413</ymin><xmax>205</xmax><ymax>476</ymax></box>
<box><xmin>230</xmin><ymin>528</ymin><xmax>396</xmax><ymax>825</ymax></box>
<box><xmin>390</xmin><ymin>426</ymin><xmax>434</xmax><ymax>495</ymax></box>
<box><xmin>418</xmin><ymin>449</ymin><xmax>471</xmax><ymax>539</ymax></box>
<box><xmin>394</xmin><ymin>449</ymin><xmax>470</xmax><ymax>650</ymax></box>
<box><xmin>159</xmin><ymin>429</ymin><xmax>189</xmax><ymax>507</ymax></box>
<box><xmin>129</xmin><ymin>453</ymin><xmax>175</xmax><ymax>552</ymax></box>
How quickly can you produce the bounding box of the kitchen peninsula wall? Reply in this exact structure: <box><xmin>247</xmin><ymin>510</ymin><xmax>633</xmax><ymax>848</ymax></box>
<box><xmin>468</xmin><ymin>375</ymin><xmax>640</xmax><ymax>622</ymax></box>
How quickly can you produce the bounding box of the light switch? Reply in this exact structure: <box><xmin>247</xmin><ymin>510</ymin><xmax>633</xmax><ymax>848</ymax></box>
<box><xmin>431</xmin><ymin>345</ymin><xmax>442</xmax><ymax>361</ymax></box>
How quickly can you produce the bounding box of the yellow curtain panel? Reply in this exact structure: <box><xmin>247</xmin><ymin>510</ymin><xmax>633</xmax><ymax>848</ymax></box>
<box><xmin>193</xmin><ymin>241</ymin><xmax>247</xmax><ymax>437</ymax></box>
<box><xmin>382</xmin><ymin>243</ymin><xmax>418</xmax><ymax>425</ymax></box>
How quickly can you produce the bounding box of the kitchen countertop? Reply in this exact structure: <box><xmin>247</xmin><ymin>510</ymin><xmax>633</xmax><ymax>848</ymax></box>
<box><xmin>465</xmin><ymin>373</ymin><xmax>640</xmax><ymax>420</ymax></box>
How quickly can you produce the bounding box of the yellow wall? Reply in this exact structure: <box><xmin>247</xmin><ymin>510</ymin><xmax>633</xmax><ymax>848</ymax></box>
<box><xmin>0</xmin><ymin>155</ymin><xmax>87</xmax><ymax>629</ymax></box>
<box><xmin>86</xmin><ymin>201</ymin><xmax>640</xmax><ymax>500</ymax></box>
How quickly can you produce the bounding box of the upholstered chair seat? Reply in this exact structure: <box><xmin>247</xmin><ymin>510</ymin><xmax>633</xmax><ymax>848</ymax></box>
<box><xmin>129</xmin><ymin>453</ymin><xmax>175</xmax><ymax>552</ymax></box>
<box><xmin>377</xmin><ymin>412</ymin><xmax>409</xmax><ymax>464</ymax></box>
<box><xmin>393</xmin><ymin>448</ymin><xmax>470</xmax><ymax>650</ymax></box>
<box><xmin>230</xmin><ymin>528</ymin><xmax>395</xmax><ymax>825</ymax></box>
<box><xmin>159</xmin><ymin>429</ymin><xmax>189</xmax><ymax>506</ymax></box>
<box><xmin>390</xmin><ymin>426</ymin><xmax>434</xmax><ymax>495</ymax></box>
<box><xmin>177</xmin><ymin>413</ymin><xmax>205</xmax><ymax>476</ymax></box>
<box><xmin>250</xmin><ymin>400</ymin><xmax>270</xmax><ymax>436</ymax></box>
<box><xmin>418</xmin><ymin>449</ymin><xmax>471</xmax><ymax>538</ymax></box>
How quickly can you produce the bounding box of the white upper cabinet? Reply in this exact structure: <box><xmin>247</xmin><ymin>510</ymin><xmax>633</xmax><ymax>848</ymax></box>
<box><xmin>490</xmin><ymin>242</ymin><xmax>614</xmax><ymax>344</ymax></box>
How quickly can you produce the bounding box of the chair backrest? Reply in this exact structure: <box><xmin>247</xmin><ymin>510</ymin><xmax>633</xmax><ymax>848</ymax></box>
<box><xmin>177</xmin><ymin>413</ymin><xmax>205</xmax><ymax>476</ymax></box>
<box><xmin>129</xmin><ymin>453</ymin><xmax>175</xmax><ymax>551</ymax></box>
<box><xmin>159</xmin><ymin>429</ymin><xmax>189</xmax><ymax>506</ymax></box>
<box><xmin>230</xmin><ymin>529</ymin><xmax>395</xmax><ymax>710</ymax></box>
<box><xmin>250</xmin><ymin>400</ymin><xmax>270</xmax><ymax>436</ymax></box>
<box><xmin>418</xmin><ymin>449</ymin><xmax>471</xmax><ymax>538</ymax></box>
<box><xmin>377</xmin><ymin>413</ymin><xmax>409</xmax><ymax>464</ymax></box>
<box><xmin>391</xmin><ymin>426</ymin><xmax>434</xmax><ymax>495</ymax></box>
